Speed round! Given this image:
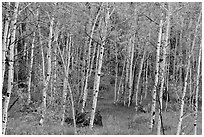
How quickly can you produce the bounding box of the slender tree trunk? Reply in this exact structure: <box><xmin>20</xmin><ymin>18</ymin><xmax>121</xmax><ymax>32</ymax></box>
<box><xmin>193</xmin><ymin>43</ymin><xmax>201</xmax><ymax>135</ymax></box>
<box><xmin>90</xmin><ymin>3</ymin><xmax>109</xmax><ymax>129</ymax></box>
<box><xmin>27</xmin><ymin>29</ymin><xmax>36</xmax><ymax>104</ymax></box>
<box><xmin>114</xmin><ymin>42</ymin><xmax>118</xmax><ymax>104</ymax></box>
<box><xmin>116</xmin><ymin>59</ymin><xmax>126</xmax><ymax>103</ymax></box>
<box><xmin>157</xmin><ymin>4</ymin><xmax>171</xmax><ymax>134</ymax></box>
<box><xmin>173</xmin><ymin>32</ymin><xmax>178</xmax><ymax>81</ymax></box>
<box><xmin>2</xmin><ymin>10</ymin><xmax>10</xmax><ymax>85</ymax></box>
<box><xmin>190</xmin><ymin>54</ymin><xmax>195</xmax><ymax>110</ymax></box>
<box><xmin>124</xmin><ymin>43</ymin><xmax>131</xmax><ymax>106</ymax></box>
<box><xmin>40</xmin><ymin>15</ymin><xmax>54</xmax><ymax>126</ymax></box>
<box><xmin>177</xmin><ymin>19</ymin><xmax>184</xmax><ymax>83</ymax></box>
<box><xmin>135</xmin><ymin>49</ymin><xmax>146</xmax><ymax>110</ymax></box>
<box><xmin>144</xmin><ymin>53</ymin><xmax>149</xmax><ymax>100</ymax></box>
<box><xmin>89</xmin><ymin>43</ymin><xmax>97</xmax><ymax>77</ymax></box>
<box><xmin>57</xmin><ymin>35</ymin><xmax>76</xmax><ymax>133</ymax></box>
<box><xmin>89</xmin><ymin>44</ymin><xmax>105</xmax><ymax>129</ymax></box>
<box><xmin>51</xmin><ymin>23</ymin><xmax>60</xmax><ymax>105</ymax></box>
<box><xmin>128</xmin><ymin>37</ymin><xmax>135</xmax><ymax>107</ymax></box>
<box><xmin>81</xmin><ymin>7</ymin><xmax>101</xmax><ymax>113</ymax></box>
<box><xmin>67</xmin><ymin>81</ymin><xmax>77</xmax><ymax>134</ymax></box>
<box><xmin>2</xmin><ymin>2</ymin><xmax>19</xmax><ymax>134</ymax></box>
<box><xmin>176</xmin><ymin>11</ymin><xmax>201</xmax><ymax>135</ymax></box>
<box><xmin>61</xmin><ymin>75</ymin><xmax>68</xmax><ymax>126</ymax></box>
<box><xmin>149</xmin><ymin>19</ymin><xmax>163</xmax><ymax>131</ymax></box>
<box><xmin>128</xmin><ymin>52</ymin><xmax>138</xmax><ymax>105</ymax></box>
<box><xmin>61</xmin><ymin>35</ymin><xmax>71</xmax><ymax>126</ymax></box>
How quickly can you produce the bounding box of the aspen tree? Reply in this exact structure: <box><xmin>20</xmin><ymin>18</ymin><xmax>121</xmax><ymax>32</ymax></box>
<box><xmin>57</xmin><ymin>35</ymin><xmax>76</xmax><ymax>133</ymax></box>
<box><xmin>37</xmin><ymin>8</ymin><xmax>46</xmax><ymax>92</ymax></box>
<box><xmin>149</xmin><ymin>19</ymin><xmax>163</xmax><ymax>131</ymax></box>
<box><xmin>177</xmin><ymin>19</ymin><xmax>184</xmax><ymax>83</ymax></box>
<box><xmin>157</xmin><ymin>3</ymin><xmax>171</xmax><ymax>134</ymax></box>
<box><xmin>176</xmin><ymin>11</ymin><xmax>201</xmax><ymax>135</ymax></box>
<box><xmin>61</xmin><ymin>35</ymin><xmax>71</xmax><ymax>126</ymax></box>
<box><xmin>128</xmin><ymin>37</ymin><xmax>135</xmax><ymax>107</ymax></box>
<box><xmin>78</xmin><ymin>57</ymin><xmax>86</xmax><ymax>107</ymax></box>
<box><xmin>27</xmin><ymin>16</ymin><xmax>37</xmax><ymax>104</ymax></box>
<box><xmin>116</xmin><ymin>59</ymin><xmax>126</xmax><ymax>103</ymax></box>
<box><xmin>81</xmin><ymin>6</ymin><xmax>101</xmax><ymax>113</ymax></box>
<box><xmin>135</xmin><ymin>48</ymin><xmax>146</xmax><ymax>110</ymax></box>
<box><xmin>40</xmin><ymin>10</ymin><xmax>54</xmax><ymax>126</ymax></box>
<box><xmin>90</xmin><ymin>3</ymin><xmax>111</xmax><ymax>129</ymax></box>
<box><xmin>90</xmin><ymin>44</ymin><xmax>104</xmax><ymax>129</ymax></box>
<box><xmin>67</xmin><ymin>81</ymin><xmax>77</xmax><ymax>134</ymax></box>
<box><xmin>51</xmin><ymin>23</ymin><xmax>60</xmax><ymax>104</ymax></box>
<box><xmin>114</xmin><ymin>42</ymin><xmax>118</xmax><ymax>104</ymax></box>
<box><xmin>89</xmin><ymin>43</ymin><xmax>97</xmax><ymax>77</ymax></box>
<box><xmin>143</xmin><ymin>30</ymin><xmax>151</xmax><ymax>101</ymax></box>
<box><xmin>2</xmin><ymin>4</ymin><xmax>10</xmax><ymax>85</ymax></box>
<box><xmin>193</xmin><ymin>43</ymin><xmax>201</xmax><ymax>135</ymax></box>
<box><xmin>124</xmin><ymin>43</ymin><xmax>131</xmax><ymax>106</ymax></box>
<box><xmin>144</xmin><ymin>54</ymin><xmax>149</xmax><ymax>100</ymax></box>
<box><xmin>2</xmin><ymin>2</ymin><xmax>19</xmax><ymax>134</ymax></box>
<box><xmin>173</xmin><ymin>31</ymin><xmax>178</xmax><ymax>81</ymax></box>
<box><xmin>190</xmin><ymin>54</ymin><xmax>195</xmax><ymax>110</ymax></box>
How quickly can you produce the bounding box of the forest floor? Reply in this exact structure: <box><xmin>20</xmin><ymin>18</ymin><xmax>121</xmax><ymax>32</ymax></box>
<box><xmin>6</xmin><ymin>75</ymin><xmax>202</xmax><ymax>135</ymax></box>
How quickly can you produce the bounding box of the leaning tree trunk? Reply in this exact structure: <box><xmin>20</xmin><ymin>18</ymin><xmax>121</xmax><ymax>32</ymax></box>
<box><xmin>67</xmin><ymin>81</ymin><xmax>77</xmax><ymax>134</ymax></box>
<box><xmin>81</xmin><ymin>7</ymin><xmax>101</xmax><ymax>113</ymax></box>
<box><xmin>149</xmin><ymin>19</ymin><xmax>163</xmax><ymax>131</ymax></box>
<box><xmin>2</xmin><ymin>2</ymin><xmax>19</xmax><ymax>135</ymax></box>
<box><xmin>193</xmin><ymin>42</ymin><xmax>201</xmax><ymax>135</ymax></box>
<box><xmin>89</xmin><ymin>43</ymin><xmax>105</xmax><ymax>129</ymax></box>
<box><xmin>90</xmin><ymin>3</ymin><xmax>110</xmax><ymax>129</ymax></box>
<box><xmin>61</xmin><ymin>35</ymin><xmax>71</xmax><ymax>126</ymax></box>
<box><xmin>176</xmin><ymin>11</ymin><xmax>201</xmax><ymax>135</ymax></box>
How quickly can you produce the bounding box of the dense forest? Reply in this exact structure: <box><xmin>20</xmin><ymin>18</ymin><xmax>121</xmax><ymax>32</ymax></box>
<box><xmin>1</xmin><ymin>2</ymin><xmax>202</xmax><ymax>135</ymax></box>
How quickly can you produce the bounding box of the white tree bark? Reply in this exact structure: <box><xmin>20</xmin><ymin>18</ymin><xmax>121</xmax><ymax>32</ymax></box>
<box><xmin>193</xmin><ymin>42</ymin><xmax>201</xmax><ymax>135</ymax></box>
<box><xmin>135</xmin><ymin>48</ymin><xmax>146</xmax><ymax>110</ymax></box>
<box><xmin>89</xmin><ymin>44</ymin><xmax>105</xmax><ymax>129</ymax></box>
<box><xmin>2</xmin><ymin>6</ymin><xmax>10</xmax><ymax>85</ymax></box>
<box><xmin>81</xmin><ymin>7</ymin><xmax>101</xmax><ymax>113</ymax></box>
<box><xmin>61</xmin><ymin>35</ymin><xmax>71</xmax><ymax>126</ymax></box>
<box><xmin>176</xmin><ymin>11</ymin><xmax>201</xmax><ymax>135</ymax></box>
<box><xmin>114</xmin><ymin>42</ymin><xmax>118</xmax><ymax>104</ymax></box>
<box><xmin>128</xmin><ymin>37</ymin><xmax>135</xmax><ymax>107</ymax></box>
<box><xmin>149</xmin><ymin>19</ymin><xmax>163</xmax><ymax>131</ymax></box>
<box><xmin>2</xmin><ymin>2</ymin><xmax>19</xmax><ymax>134</ymax></box>
<box><xmin>90</xmin><ymin>3</ymin><xmax>109</xmax><ymax>129</ymax></box>
<box><xmin>124</xmin><ymin>43</ymin><xmax>131</xmax><ymax>106</ymax></box>
<box><xmin>27</xmin><ymin>29</ymin><xmax>36</xmax><ymax>104</ymax></box>
<box><xmin>116</xmin><ymin>59</ymin><xmax>126</xmax><ymax>103</ymax></box>
<box><xmin>157</xmin><ymin>3</ymin><xmax>171</xmax><ymax>134</ymax></box>
<box><xmin>40</xmin><ymin>13</ymin><xmax>54</xmax><ymax>126</ymax></box>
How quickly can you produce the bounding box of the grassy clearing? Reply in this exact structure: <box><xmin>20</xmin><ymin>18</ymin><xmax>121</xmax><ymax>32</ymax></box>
<box><xmin>6</xmin><ymin>76</ymin><xmax>202</xmax><ymax>135</ymax></box>
<box><xmin>6</xmin><ymin>102</ymin><xmax>202</xmax><ymax>135</ymax></box>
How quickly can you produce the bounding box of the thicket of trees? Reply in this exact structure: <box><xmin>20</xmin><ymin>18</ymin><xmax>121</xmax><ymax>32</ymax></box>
<box><xmin>2</xmin><ymin>2</ymin><xmax>202</xmax><ymax>135</ymax></box>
